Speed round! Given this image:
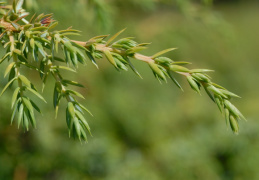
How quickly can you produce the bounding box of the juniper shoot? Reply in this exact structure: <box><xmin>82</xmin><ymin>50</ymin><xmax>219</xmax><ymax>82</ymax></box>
<box><xmin>0</xmin><ymin>0</ymin><xmax>245</xmax><ymax>141</ymax></box>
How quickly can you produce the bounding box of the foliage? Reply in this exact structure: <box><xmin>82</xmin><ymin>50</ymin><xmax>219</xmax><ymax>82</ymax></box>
<box><xmin>17</xmin><ymin>0</ymin><xmax>220</xmax><ymax>30</ymax></box>
<box><xmin>0</xmin><ymin>0</ymin><xmax>245</xmax><ymax>141</ymax></box>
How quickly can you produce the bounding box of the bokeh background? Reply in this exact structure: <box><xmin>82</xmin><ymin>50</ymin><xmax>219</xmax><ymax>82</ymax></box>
<box><xmin>0</xmin><ymin>0</ymin><xmax>259</xmax><ymax>179</ymax></box>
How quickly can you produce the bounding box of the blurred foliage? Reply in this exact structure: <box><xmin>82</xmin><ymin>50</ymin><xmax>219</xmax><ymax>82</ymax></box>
<box><xmin>0</xmin><ymin>0</ymin><xmax>259</xmax><ymax>179</ymax></box>
<box><xmin>3</xmin><ymin>0</ymin><xmax>234</xmax><ymax>31</ymax></box>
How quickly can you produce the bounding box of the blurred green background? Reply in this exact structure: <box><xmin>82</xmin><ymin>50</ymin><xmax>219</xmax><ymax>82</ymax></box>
<box><xmin>0</xmin><ymin>0</ymin><xmax>259</xmax><ymax>179</ymax></box>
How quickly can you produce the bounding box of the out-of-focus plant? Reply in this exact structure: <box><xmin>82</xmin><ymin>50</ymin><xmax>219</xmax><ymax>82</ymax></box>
<box><xmin>21</xmin><ymin>0</ymin><xmax>219</xmax><ymax>30</ymax></box>
<box><xmin>85</xmin><ymin>0</ymin><xmax>217</xmax><ymax>28</ymax></box>
<box><xmin>0</xmin><ymin>0</ymin><xmax>245</xmax><ymax>141</ymax></box>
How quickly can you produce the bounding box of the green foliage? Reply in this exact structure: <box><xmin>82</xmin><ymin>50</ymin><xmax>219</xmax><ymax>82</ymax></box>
<box><xmin>20</xmin><ymin>0</ymin><xmax>223</xmax><ymax>31</ymax></box>
<box><xmin>0</xmin><ymin>0</ymin><xmax>245</xmax><ymax>141</ymax></box>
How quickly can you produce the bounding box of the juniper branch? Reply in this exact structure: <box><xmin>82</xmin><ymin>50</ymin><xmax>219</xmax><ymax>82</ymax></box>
<box><xmin>71</xmin><ymin>30</ymin><xmax>245</xmax><ymax>134</ymax></box>
<box><xmin>0</xmin><ymin>0</ymin><xmax>245</xmax><ymax>141</ymax></box>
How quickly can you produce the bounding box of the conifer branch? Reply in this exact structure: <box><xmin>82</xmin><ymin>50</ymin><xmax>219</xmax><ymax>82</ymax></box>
<box><xmin>0</xmin><ymin>0</ymin><xmax>245</xmax><ymax>141</ymax></box>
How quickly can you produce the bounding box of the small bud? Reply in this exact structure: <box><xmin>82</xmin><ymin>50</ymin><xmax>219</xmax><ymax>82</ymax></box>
<box><xmin>103</xmin><ymin>50</ymin><xmax>117</xmax><ymax>68</ymax></box>
<box><xmin>154</xmin><ymin>57</ymin><xmax>173</xmax><ymax>65</ymax></box>
<box><xmin>63</xmin><ymin>41</ymin><xmax>76</xmax><ymax>53</ymax></box>
<box><xmin>25</xmin><ymin>31</ymin><xmax>30</xmax><ymax>38</ymax></box>
<box><xmin>148</xmin><ymin>62</ymin><xmax>166</xmax><ymax>81</ymax></box>
<box><xmin>13</xmin><ymin>49</ymin><xmax>22</xmax><ymax>55</ymax></box>
<box><xmin>169</xmin><ymin>65</ymin><xmax>189</xmax><ymax>72</ymax></box>
<box><xmin>34</xmin><ymin>23</ymin><xmax>41</xmax><ymax>27</ymax></box>
<box><xmin>224</xmin><ymin>100</ymin><xmax>245</xmax><ymax>120</ymax></box>
<box><xmin>187</xmin><ymin>76</ymin><xmax>200</xmax><ymax>94</ymax></box>
<box><xmin>29</xmin><ymin>38</ymin><xmax>35</xmax><ymax>49</ymax></box>
<box><xmin>229</xmin><ymin>115</ymin><xmax>239</xmax><ymax>134</ymax></box>
<box><xmin>126</xmin><ymin>46</ymin><xmax>147</xmax><ymax>54</ymax></box>
<box><xmin>219</xmin><ymin>89</ymin><xmax>241</xmax><ymax>98</ymax></box>
<box><xmin>23</xmin><ymin>24</ymin><xmax>33</xmax><ymax>31</ymax></box>
<box><xmin>191</xmin><ymin>73</ymin><xmax>210</xmax><ymax>83</ymax></box>
<box><xmin>224</xmin><ymin>108</ymin><xmax>230</xmax><ymax>126</ymax></box>
<box><xmin>206</xmin><ymin>85</ymin><xmax>227</xmax><ymax>98</ymax></box>
<box><xmin>67</xmin><ymin>102</ymin><xmax>75</xmax><ymax>119</ymax></box>
<box><xmin>214</xmin><ymin>95</ymin><xmax>223</xmax><ymax>113</ymax></box>
<box><xmin>30</xmin><ymin>26</ymin><xmax>48</xmax><ymax>31</ymax></box>
<box><xmin>114</xmin><ymin>57</ymin><xmax>128</xmax><ymax>71</ymax></box>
